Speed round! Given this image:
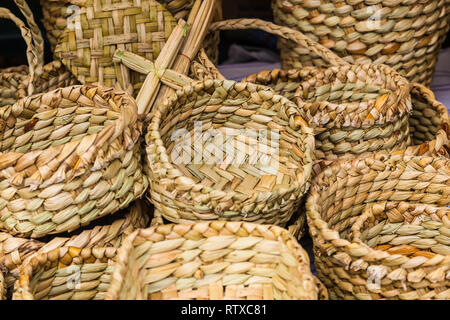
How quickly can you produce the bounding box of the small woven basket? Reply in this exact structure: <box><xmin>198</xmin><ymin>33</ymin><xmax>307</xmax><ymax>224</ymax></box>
<box><xmin>13</xmin><ymin>246</ymin><xmax>117</xmax><ymax>300</ymax></box>
<box><xmin>0</xmin><ymin>199</ymin><xmax>150</xmax><ymax>290</ymax></box>
<box><xmin>0</xmin><ymin>85</ymin><xmax>148</xmax><ymax>238</ymax></box>
<box><xmin>0</xmin><ymin>3</ymin><xmax>76</xmax><ymax>107</ymax></box>
<box><xmin>306</xmin><ymin>153</ymin><xmax>450</xmax><ymax>300</ymax></box>
<box><xmin>145</xmin><ymin>79</ymin><xmax>314</xmax><ymax>225</ymax></box>
<box><xmin>106</xmin><ymin>222</ymin><xmax>326</xmax><ymax>300</ymax></box>
<box><xmin>272</xmin><ymin>0</ymin><xmax>449</xmax><ymax>86</ymax></box>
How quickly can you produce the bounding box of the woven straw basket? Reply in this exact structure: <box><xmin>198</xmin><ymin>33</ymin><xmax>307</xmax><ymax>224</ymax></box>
<box><xmin>105</xmin><ymin>222</ymin><xmax>326</xmax><ymax>300</ymax></box>
<box><xmin>306</xmin><ymin>153</ymin><xmax>450</xmax><ymax>300</ymax></box>
<box><xmin>244</xmin><ymin>69</ymin><xmax>450</xmax><ymax>159</ymax></box>
<box><xmin>0</xmin><ymin>85</ymin><xmax>148</xmax><ymax>238</ymax></box>
<box><xmin>41</xmin><ymin>0</ymin><xmax>221</xmax><ymax>65</ymax></box>
<box><xmin>0</xmin><ymin>199</ymin><xmax>150</xmax><ymax>291</ymax></box>
<box><xmin>272</xmin><ymin>0</ymin><xmax>449</xmax><ymax>86</ymax></box>
<box><xmin>145</xmin><ymin>79</ymin><xmax>315</xmax><ymax>225</ymax></box>
<box><xmin>0</xmin><ymin>4</ymin><xmax>75</xmax><ymax>107</ymax></box>
<box><xmin>13</xmin><ymin>246</ymin><xmax>118</xmax><ymax>300</ymax></box>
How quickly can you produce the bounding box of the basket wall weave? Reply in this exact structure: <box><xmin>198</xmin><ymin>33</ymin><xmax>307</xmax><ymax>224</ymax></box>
<box><xmin>145</xmin><ymin>79</ymin><xmax>315</xmax><ymax>225</ymax></box>
<box><xmin>0</xmin><ymin>269</ymin><xmax>4</xmax><ymax>300</ymax></box>
<box><xmin>54</xmin><ymin>0</ymin><xmax>177</xmax><ymax>92</ymax></box>
<box><xmin>306</xmin><ymin>153</ymin><xmax>450</xmax><ymax>300</ymax></box>
<box><xmin>272</xmin><ymin>0</ymin><xmax>449</xmax><ymax>86</ymax></box>
<box><xmin>0</xmin><ymin>85</ymin><xmax>148</xmax><ymax>238</ymax></box>
<box><xmin>106</xmin><ymin>222</ymin><xmax>325</xmax><ymax>300</ymax></box>
<box><xmin>13</xmin><ymin>246</ymin><xmax>118</xmax><ymax>300</ymax></box>
<box><xmin>0</xmin><ymin>199</ymin><xmax>150</xmax><ymax>290</ymax></box>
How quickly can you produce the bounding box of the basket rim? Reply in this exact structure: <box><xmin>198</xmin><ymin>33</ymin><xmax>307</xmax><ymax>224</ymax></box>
<box><xmin>146</xmin><ymin>79</ymin><xmax>316</xmax><ymax>207</ymax></box>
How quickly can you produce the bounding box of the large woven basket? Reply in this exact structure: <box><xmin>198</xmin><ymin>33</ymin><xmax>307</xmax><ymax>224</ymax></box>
<box><xmin>105</xmin><ymin>222</ymin><xmax>326</xmax><ymax>300</ymax></box>
<box><xmin>0</xmin><ymin>199</ymin><xmax>150</xmax><ymax>291</ymax></box>
<box><xmin>306</xmin><ymin>153</ymin><xmax>450</xmax><ymax>300</ymax></box>
<box><xmin>272</xmin><ymin>0</ymin><xmax>449</xmax><ymax>86</ymax></box>
<box><xmin>0</xmin><ymin>85</ymin><xmax>148</xmax><ymax>238</ymax></box>
<box><xmin>145</xmin><ymin>79</ymin><xmax>315</xmax><ymax>225</ymax></box>
<box><xmin>13</xmin><ymin>246</ymin><xmax>117</xmax><ymax>300</ymax></box>
<box><xmin>42</xmin><ymin>0</ymin><xmax>221</xmax><ymax>65</ymax></box>
<box><xmin>0</xmin><ymin>4</ymin><xmax>75</xmax><ymax>107</ymax></box>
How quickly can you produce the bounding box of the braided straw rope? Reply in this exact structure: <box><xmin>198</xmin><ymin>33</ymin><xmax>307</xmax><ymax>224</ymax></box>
<box><xmin>13</xmin><ymin>246</ymin><xmax>118</xmax><ymax>300</ymax></box>
<box><xmin>53</xmin><ymin>0</ymin><xmax>178</xmax><ymax>92</ymax></box>
<box><xmin>0</xmin><ymin>199</ymin><xmax>150</xmax><ymax>291</ymax></box>
<box><xmin>0</xmin><ymin>85</ymin><xmax>148</xmax><ymax>238</ymax></box>
<box><xmin>105</xmin><ymin>222</ymin><xmax>326</xmax><ymax>300</ymax></box>
<box><xmin>306</xmin><ymin>153</ymin><xmax>450</xmax><ymax>300</ymax></box>
<box><xmin>145</xmin><ymin>79</ymin><xmax>315</xmax><ymax>225</ymax></box>
<box><xmin>272</xmin><ymin>0</ymin><xmax>449</xmax><ymax>86</ymax></box>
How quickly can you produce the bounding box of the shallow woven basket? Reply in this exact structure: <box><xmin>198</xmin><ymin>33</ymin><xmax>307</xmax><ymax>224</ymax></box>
<box><xmin>306</xmin><ymin>153</ymin><xmax>450</xmax><ymax>300</ymax></box>
<box><xmin>13</xmin><ymin>246</ymin><xmax>117</xmax><ymax>300</ymax></box>
<box><xmin>105</xmin><ymin>222</ymin><xmax>326</xmax><ymax>300</ymax></box>
<box><xmin>0</xmin><ymin>4</ymin><xmax>76</xmax><ymax>107</ymax></box>
<box><xmin>272</xmin><ymin>0</ymin><xmax>449</xmax><ymax>86</ymax></box>
<box><xmin>0</xmin><ymin>199</ymin><xmax>150</xmax><ymax>291</ymax></box>
<box><xmin>244</xmin><ymin>69</ymin><xmax>450</xmax><ymax>159</ymax></box>
<box><xmin>0</xmin><ymin>85</ymin><xmax>148</xmax><ymax>238</ymax></box>
<box><xmin>145</xmin><ymin>79</ymin><xmax>315</xmax><ymax>225</ymax></box>
<box><xmin>42</xmin><ymin>0</ymin><xmax>221</xmax><ymax>65</ymax></box>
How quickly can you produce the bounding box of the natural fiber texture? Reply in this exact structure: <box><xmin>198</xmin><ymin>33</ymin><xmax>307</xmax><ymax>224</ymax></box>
<box><xmin>244</xmin><ymin>69</ymin><xmax>450</xmax><ymax>159</ymax></box>
<box><xmin>13</xmin><ymin>246</ymin><xmax>118</xmax><ymax>300</ymax></box>
<box><xmin>0</xmin><ymin>4</ymin><xmax>76</xmax><ymax>107</ymax></box>
<box><xmin>145</xmin><ymin>79</ymin><xmax>315</xmax><ymax>225</ymax></box>
<box><xmin>54</xmin><ymin>0</ymin><xmax>177</xmax><ymax>92</ymax></box>
<box><xmin>0</xmin><ymin>199</ymin><xmax>150</xmax><ymax>290</ymax></box>
<box><xmin>41</xmin><ymin>0</ymin><xmax>221</xmax><ymax>64</ymax></box>
<box><xmin>306</xmin><ymin>153</ymin><xmax>450</xmax><ymax>300</ymax></box>
<box><xmin>0</xmin><ymin>85</ymin><xmax>148</xmax><ymax>238</ymax></box>
<box><xmin>272</xmin><ymin>0</ymin><xmax>449</xmax><ymax>86</ymax></box>
<box><xmin>106</xmin><ymin>222</ymin><xmax>325</xmax><ymax>300</ymax></box>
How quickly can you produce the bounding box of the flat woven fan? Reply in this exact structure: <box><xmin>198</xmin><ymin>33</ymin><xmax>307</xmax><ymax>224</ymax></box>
<box><xmin>54</xmin><ymin>0</ymin><xmax>177</xmax><ymax>91</ymax></box>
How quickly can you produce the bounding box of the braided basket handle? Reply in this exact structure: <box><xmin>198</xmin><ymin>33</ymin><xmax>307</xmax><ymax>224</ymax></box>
<box><xmin>209</xmin><ymin>18</ymin><xmax>349</xmax><ymax>68</ymax></box>
<box><xmin>13</xmin><ymin>0</ymin><xmax>44</xmax><ymax>66</ymax></box>
<box><xmin>0</xmin><ymin>8</ymin><xmax>40</xmax><ymax>95</ymax></box>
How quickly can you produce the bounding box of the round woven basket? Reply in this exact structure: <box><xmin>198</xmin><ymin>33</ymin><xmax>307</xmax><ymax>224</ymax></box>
<box><xmin>272</xmin><ymin>0</ymin><xmax>449</xmax><ymax>86</ymax></box>
<box><xmin>106</xmin><ymin>222</ymin><xmax>327</xmax><ymax>300</ymax></box>
<box><xmin>41</xmin><ymin>0</ymin><xmax>221</xmax><ymax>65</ymax></box>
<box><xmin>0</xmin><ymin>4</ymin><xmax>76</xmax><ymax>107</ymax></box>
<box><xmin>0</xmin><ymin>199</ymin><xmax>150</xmax><ymax>291</ymax></box>
<box><xmin>145</xmin><ymin>79</ymin><xmax>315</xmax><ymax>225</ymax></box>
<box><xmin>306</xmin><ymin>153</ymin><xmax>450</xmax><ymax>300</ymax></box>
<box><xmin>0</xmin><ymin>85</ymin><xmax>148</xmax><ymax>238</ymax></box>
<box><xmin>13</xmin><ymin>246</ymin><xmax>117</xmax><ymax>300</ymax></box>
<box><xmin>0</xmin><ymin>269</ymin><xmax>4</xmax><ymax>300</ymax></box>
